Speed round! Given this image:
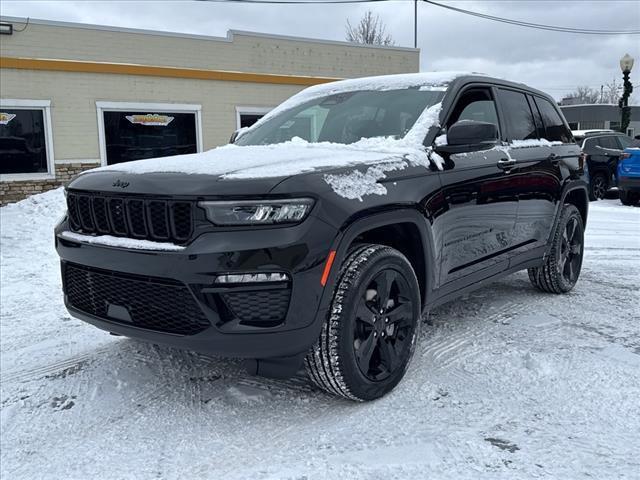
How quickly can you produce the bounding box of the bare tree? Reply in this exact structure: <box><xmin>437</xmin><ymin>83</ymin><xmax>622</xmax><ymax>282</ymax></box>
<box><xmin>601</xmin><ymin>79</ymin><xmax>621</xmax><ymax>104</ymax></box>
<box><xmin>345</xmin><ymin>11</ymin><xmax>395</xmax><ymax>46</ymax></box>
<box><xmin>564</xmin><ymin>86</ymin><xmax>601</xmax><ymax>105</ymax></box>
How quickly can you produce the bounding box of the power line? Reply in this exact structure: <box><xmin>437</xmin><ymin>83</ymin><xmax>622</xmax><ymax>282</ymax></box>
<box><xmin>196</xmin><ymin>0</ymin><xmax>395</xmax><ymax>4</ymax></box>
<box><xmin>422</xmin><ymin>0</ymin><xmax>640</xmax><ymax>35</ymax></box>
<box><xmin>195</xmin><ymin>0</ymin><xmax>639</xmax><ymax>35</ymax></box>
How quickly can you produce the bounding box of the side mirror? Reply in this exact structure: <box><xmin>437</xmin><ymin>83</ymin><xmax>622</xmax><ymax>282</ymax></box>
<box><xmin>229</xmin><ymin>130</ymin><xmax>241</xmax><ymax>144</ymax></box>
<box><xmin>438</xmin><ymin>120</ymin><xmax>498</xmax><ymax>153</ymax></box>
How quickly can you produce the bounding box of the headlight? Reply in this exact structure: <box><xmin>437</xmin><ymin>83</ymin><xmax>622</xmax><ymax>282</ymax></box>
<box><xmin>198</xmin><ymin>198</ymin><xmax>314</xmax><ymax>225</ymax></box>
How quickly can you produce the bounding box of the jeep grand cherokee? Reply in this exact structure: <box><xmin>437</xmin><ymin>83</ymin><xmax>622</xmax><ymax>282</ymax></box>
<box><xmin>55</xmin><ymin>73</ymin><xmax>588</xmax><ymax>401</ymax></box>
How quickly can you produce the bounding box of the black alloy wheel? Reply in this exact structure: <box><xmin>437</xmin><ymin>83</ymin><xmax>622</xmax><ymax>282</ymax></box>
<box><xmin>353</xmin><ymin>269</ymin><xmax>415</xmax><ymax>382</ymax></box>
<box><xmin>558</xmin><ymin>216</ymin><xmax>583</xmax><ymax>284</ymax></box>
<box><xmin>591</xmin><ymin>174</ymin><xmax>608</xmax><ymax>200</ymax></box>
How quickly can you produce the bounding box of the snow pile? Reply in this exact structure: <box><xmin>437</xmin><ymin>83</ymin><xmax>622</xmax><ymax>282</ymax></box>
<box><xmin>60</xmin><ymin>231</ymin><xmax>186</xmax><ymax>251</ymax></box>
<box><xmin>0</xmin><ymin>186</ymin><xmax>66</xmax><ymax>223</ymax></box>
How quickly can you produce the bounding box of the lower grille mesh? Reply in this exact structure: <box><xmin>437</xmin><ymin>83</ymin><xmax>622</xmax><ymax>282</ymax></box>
<box><xmin>64</xmin><ymin>263</ymin><xmax>210</xmax><ymax>335</ymax></box>
<box><xmin>221</xmin><ymin>289</ymin><xmax>290</xmax><ymax>326</ymax></box>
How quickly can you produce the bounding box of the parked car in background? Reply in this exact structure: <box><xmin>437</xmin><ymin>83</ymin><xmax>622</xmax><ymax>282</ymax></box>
<box><xmin>618</xmin><ymin>136</ymin><xmax>640</xmax><ymax>206</ymax></box>
<box><xmin>572</xmin><ymin>130</ymin><xmax>633</xmax><ymax>200</ymax></box>
<box><xmin>55</xmin><ymin>73</ymin><xmax>588</xmax><ymax>400</ymax></box>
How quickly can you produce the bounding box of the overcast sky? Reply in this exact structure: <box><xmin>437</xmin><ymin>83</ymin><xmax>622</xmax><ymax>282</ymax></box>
<box><xmin>2</xmin><ymin>0</ymin><xmax>639</xmax><ymax>102</ymax></box>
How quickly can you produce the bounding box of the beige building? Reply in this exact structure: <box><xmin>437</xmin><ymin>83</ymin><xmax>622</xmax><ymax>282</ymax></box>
<box><xmin>0</xmin><ymin>16</ymin><xmax>419</xmax><ymax>204</ymax></box>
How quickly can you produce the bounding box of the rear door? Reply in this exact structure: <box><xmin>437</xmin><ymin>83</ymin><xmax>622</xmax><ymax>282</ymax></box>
<box><xmin>435</xmin><ymin>85</ymin><xmax>518</xmax><ymax>286</ymax></box>
<box><xmin>596</xmin><ymin>135</ymin><xmax>624</xmax><ymax>185</ymax></box>
<box><xmin>494</xmin><ymin>90</ymin><xmax>566</xmax><ymax>263</ymax></box>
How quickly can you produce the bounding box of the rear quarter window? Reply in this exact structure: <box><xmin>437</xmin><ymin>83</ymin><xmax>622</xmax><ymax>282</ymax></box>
<box><xmin>597</xmin><ymin>136</ymin><xmax>620</xmax><ymax>150</ymax></box>
<box><xmin>534</xmin><ymin>97</ymin><xmax>573</xmax><ymax>143</ymax></box>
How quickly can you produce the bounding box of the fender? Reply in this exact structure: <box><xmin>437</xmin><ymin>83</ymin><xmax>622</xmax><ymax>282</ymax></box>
<box><xmin>314</xmin><ymin>207</ymin><xmax>437</xmax><ymax>315</ymax></box>
<box><xmin>545</xmin><ymin>180</ymin><xmax>589</xmax><ymax>258</ymax></box>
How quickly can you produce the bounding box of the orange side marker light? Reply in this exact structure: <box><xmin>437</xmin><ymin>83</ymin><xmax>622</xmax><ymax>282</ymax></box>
<box><xmin>320</xmin><ymin>250</ymin><xmax>337</xmax><ymax>287</ymax></box>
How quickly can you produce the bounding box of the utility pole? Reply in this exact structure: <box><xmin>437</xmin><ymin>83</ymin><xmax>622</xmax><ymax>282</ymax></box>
<box><xmin>414</xmin><ymin>0</ymin><xmax>418</xmax><ymax>48</ymax></box>
<box><xmin>600</xmin><ymin>85</ymin><xmax>604</xmax><ymax>103</ymax></box>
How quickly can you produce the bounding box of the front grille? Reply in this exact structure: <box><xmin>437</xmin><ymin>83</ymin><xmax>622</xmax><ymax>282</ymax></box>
<box><xmin>220</xmin><ymin>289</ymin><xmax>291</xmax><ymax>327</ymax></box>
<box><xmin>67</xmin><ymin>192</ymin><xmax>193</xmax><ymax>243</ymax></box>
<box><xmin>64</xmin><ymin>263</ymin><xmax>210</xmax><ymax>335</ymax></box>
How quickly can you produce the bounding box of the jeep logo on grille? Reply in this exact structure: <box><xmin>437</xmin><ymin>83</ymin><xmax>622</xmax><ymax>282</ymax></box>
<box><xmin>112</xmin><ymin>179</ymin><xmax>130</xmax><ymax>189</ymax></box>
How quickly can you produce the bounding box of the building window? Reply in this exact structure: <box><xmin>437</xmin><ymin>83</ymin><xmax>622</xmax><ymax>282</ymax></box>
<box><xmin>96</xmin><ymin>102</ymin><xmax>202</xmax><ymax>166</ymax></box>
<box><xmin>579</xmin><ymin>120</ymin><xmax>605</xmax><ymax>130</ymax></box>
<box><xmin>0</xmin><ymin>100</ymin><xmax>54</xmax><ymax>180</ymax></box>
<box><xmin>235</xmin><ymin>106</ymin><xmax>273</xmax><ymax>130</ymax></box>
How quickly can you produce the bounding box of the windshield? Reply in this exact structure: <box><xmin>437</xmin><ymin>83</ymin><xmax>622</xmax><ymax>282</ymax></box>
<box><xmin>236</xmin><ymin>88</ymin><xmax>445</xmax><ymax>146</ymax></box>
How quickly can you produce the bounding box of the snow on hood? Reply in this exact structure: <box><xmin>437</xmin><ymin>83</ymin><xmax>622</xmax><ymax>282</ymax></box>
<box><xmin>87</xmin><ymin>102</ymin><xmax>445</xmax><ymax>180</ymax></box>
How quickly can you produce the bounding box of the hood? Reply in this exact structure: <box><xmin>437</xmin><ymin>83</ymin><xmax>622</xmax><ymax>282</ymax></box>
<box><xmin>70</xmin><ymin>137</ymin><xmax>429</xmax><ymax>196</ymax></box>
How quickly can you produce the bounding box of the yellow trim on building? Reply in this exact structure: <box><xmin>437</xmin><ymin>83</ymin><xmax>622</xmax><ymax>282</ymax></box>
<box><xmin>0</xmin><ymin>56</ymin><xmax>341</xmax><ymax>86</ymax></box>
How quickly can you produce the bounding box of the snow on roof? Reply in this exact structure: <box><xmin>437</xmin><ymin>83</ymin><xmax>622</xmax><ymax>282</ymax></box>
<box><xmin>253</xmin><ymin>71</ymin><xmax>469</xmax><ymax>128</ymax></box>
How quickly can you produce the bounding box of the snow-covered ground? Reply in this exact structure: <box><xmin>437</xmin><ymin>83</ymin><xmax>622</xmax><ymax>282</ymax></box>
<box><xmin>1</xmin><ymin>190</ymin><xmax>639</xmax><ymax>479</ymax></box>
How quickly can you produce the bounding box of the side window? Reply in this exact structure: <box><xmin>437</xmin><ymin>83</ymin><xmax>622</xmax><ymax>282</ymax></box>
<box><xmin>496</xmin><ymin>89</ymin><xmax>537</xmax><ymax>141</ymax></box>
<box><xmin>597</xmin><ymin>136</ymin><xmax>620</xmax><ymax>150</ymax></box>
<box><xmin>534</xmin><ymin>97</ymin><xmax>572</xmax><ymax>143</ymax></box>
<box><xmin>447</xmin><ymin>88</ymin><xmax>499</xmax><ymax>129</ymax></box>
<box><xmin>583</xmin><ymin>138</ymin><xmax>597</xmax><ymax>151</ymax></box>
<box><xmin>528</xmin><ymin>95</ymin><xmax>546</xmax><ymax>139</ymax></box>
<box><xmin>616</xmin><ymin>135</ymin><xmax>632</xmax><ymax>149</ymax></box>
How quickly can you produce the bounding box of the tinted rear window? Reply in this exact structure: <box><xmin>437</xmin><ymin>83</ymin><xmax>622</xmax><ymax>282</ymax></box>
<box><xmin>534</xmin><ymin>97</ymin><xmax>572</xmax><ymax>143</ymax></box>
<box><xmin>597</xmin><ymin>136</ymin><xmax>620</xmax><ymax>149</ymax></box>
<box><xmin>497</xmin><ymin>89</ymin><xmax>537</xmax><ymax>141</ymax></box>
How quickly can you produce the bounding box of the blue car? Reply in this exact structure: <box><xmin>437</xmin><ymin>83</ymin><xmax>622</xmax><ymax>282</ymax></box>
<box><xmin>618</xmin><ymin>140</ymin><xmax>640</xmax><ymax>206</ymax></box>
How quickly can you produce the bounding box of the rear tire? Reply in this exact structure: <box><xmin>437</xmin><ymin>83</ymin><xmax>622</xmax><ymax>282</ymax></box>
<box><xmin>589</xmin><ymin>172</ymin><xmax>608</xmax><ymax>201</ymax></box>
<box><xmin>528</xmin><ymin>204</ymin><xmax>584</xmax><ymax>294</ymax></box>
<box><xmin>305</xmin><ymin>244</ymin><xmax>421</xmax><ymax>401</ymax></box>
<box><xmin>620</xmin><ymin>190</ymin><xmax>638</xmax><ymax>206</ymax></box>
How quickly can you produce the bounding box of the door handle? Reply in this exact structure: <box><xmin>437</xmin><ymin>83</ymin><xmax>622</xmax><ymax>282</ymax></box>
<box><xmin>548</xmin><ymin>153</ymin><xmax>560</xmax><ymax>165</ymax></box>
<box><xmin>497</xmin><ymin>158</ymin><xmax>517</xmax><ymax>170</ymax></box>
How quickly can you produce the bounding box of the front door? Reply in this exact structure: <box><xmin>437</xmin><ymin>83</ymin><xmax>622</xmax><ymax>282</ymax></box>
<box><xmin>434</xmin><ymin>86</ymin><xmax>518</xmax><ymax>286</ymax></box>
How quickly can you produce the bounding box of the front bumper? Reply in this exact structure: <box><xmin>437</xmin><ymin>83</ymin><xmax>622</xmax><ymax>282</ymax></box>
<box><xmin>618</xmin><ymin>176</ymin><xmax>640</xmax><ymax>192</ymax></box>
<box><xmin>55</xmin><ymin>217</ymin><xmax>338</xmax><ymax>359</ymax></box>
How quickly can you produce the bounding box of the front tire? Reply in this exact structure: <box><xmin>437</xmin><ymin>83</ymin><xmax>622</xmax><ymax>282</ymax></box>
<box><xmin>305</xmin><ymin>244</ymin><xmax>421</xmax><ymax>401</ymax></box>
<box><xmin>528</xmin><ymin>204</ymin><xmax>584</xmax><ymax>294</ymax></box>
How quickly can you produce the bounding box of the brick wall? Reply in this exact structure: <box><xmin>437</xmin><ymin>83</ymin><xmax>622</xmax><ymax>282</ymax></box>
<box><xmin>0</xmin><ymin>163</ymin><xmax>97</xmax><ymax>205</ymax></box>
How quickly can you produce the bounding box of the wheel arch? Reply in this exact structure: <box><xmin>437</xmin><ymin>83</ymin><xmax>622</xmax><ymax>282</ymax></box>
<box><xmin>326</xmin><ymin>209</ymin><xmax>436</xmax><ymax>310</ymax></box>
<box><xmin>545</xmin><ymin>183</ymin><xmax>589</xmax><ymax>257</ymax></box>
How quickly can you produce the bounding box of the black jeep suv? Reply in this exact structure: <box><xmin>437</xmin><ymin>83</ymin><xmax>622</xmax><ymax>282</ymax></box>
<box><xmin>55</xmin><ymin>73</ymin><xmax>588</xmax><ymax>401</ymax></box>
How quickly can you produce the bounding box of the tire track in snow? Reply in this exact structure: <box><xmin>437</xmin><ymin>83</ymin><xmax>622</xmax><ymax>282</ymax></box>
<box><xmin>419</xmin><ymin>300</ymin><xmax>530</xmax><ymax>381</ymax></box>
<box><xmin>0</xmin><ymin>346</ymin><xmax>112</xmax><ymax>385</ymax></box>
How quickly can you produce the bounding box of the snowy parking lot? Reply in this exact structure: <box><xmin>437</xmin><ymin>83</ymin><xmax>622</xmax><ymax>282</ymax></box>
<box><xmin>1</xmin><ymin>189</ymin><xmax>639</xmax><ymax>479</ymax></box>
